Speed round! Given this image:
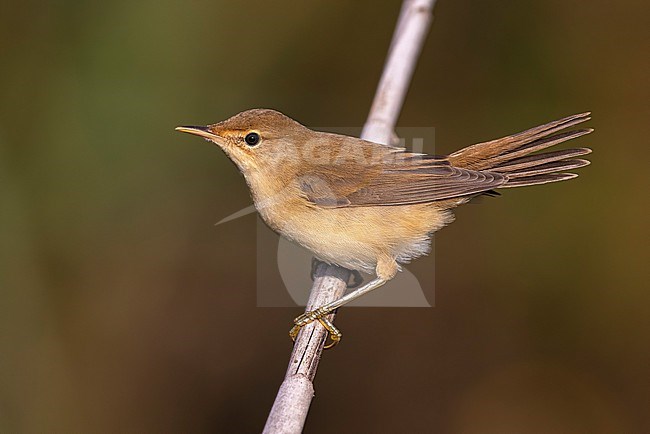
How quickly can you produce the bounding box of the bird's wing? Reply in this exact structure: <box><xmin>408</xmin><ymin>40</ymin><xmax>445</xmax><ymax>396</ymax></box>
<box><xmin>298</xmin><ymin>151</ymin><xmax>507</xmax><ymax>208</ymax></box>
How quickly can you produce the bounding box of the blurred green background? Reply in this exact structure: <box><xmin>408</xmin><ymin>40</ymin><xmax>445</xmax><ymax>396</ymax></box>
<box><xmin>1</xmin><ymin>0</ymin><xmax>648</xmax><ymax>432</ymax></box>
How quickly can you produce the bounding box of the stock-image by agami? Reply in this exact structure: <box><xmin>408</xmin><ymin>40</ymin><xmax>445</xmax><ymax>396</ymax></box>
<box><xmin>1</xmin><ymin>0</ymin><xmax>648</xmax><ymax>433</ymax></box>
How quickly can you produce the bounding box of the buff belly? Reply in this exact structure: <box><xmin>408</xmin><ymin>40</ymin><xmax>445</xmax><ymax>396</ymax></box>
<box><xmin>267</xmin><ymin>203</ymin><xmax>453</xmax><ymax>274</ymax></box>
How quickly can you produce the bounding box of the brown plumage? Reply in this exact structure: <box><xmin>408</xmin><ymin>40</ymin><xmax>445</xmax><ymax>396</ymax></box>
<box><xmin>176</xmin><ymin>109</ymin><xmax>592</xmax><ymax>343</ymax></box>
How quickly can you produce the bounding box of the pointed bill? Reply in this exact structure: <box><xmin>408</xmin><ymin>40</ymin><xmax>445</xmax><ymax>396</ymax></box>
<box><xmin>175</xmin><ymin>125</ymin><xmax>218</xmax><ymax>140</ymax></box>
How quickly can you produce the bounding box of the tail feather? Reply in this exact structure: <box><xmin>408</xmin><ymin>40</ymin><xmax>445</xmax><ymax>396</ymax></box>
<box><xmin>483</xmin><ymin>129</ymin><xmax>592</xmax><ymax>169</ymax></box>
<box><xmin>505</xmin><ymin>159</ymin><xmax>590</xmax><ymax>178</ymax></box>
<box><xmin>448</xmin><ymin>113</ymin><xmax>592</xmax><ymax>189</ymax></box>
<box><xmin>494</xmin><ymin>147</ymin><xmax>592</xmax><ymax>172</ymax></box>
<box><xmin>499</xmin><ymin>173</ymin><xmax>578</xmax><ymax>188</ymax></box>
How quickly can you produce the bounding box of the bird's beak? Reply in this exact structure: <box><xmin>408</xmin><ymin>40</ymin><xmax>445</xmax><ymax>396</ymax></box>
<box><xmin>175</xmin><ymin>125</ymin><xmax>219</xmax><ymax>141</ymax></box>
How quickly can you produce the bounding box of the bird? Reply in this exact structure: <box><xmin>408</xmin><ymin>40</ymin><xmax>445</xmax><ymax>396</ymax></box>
<box><xmin>176</xmin><ymin>109</ymin><xmax>592</xmax><ymax>346</ymax></box>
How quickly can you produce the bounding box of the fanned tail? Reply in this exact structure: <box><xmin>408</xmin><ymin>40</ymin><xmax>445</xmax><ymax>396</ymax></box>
<box><xmin>449</xmin><ymin>113</ymin><xmax>592</xmax><ymax>188</ymax></box>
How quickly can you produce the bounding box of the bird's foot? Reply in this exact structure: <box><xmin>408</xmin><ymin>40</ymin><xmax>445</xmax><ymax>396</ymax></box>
<box><xmin>289</xmin><ymin>307</ymin><xmax>341</xmax><ymax>349</ymax></box>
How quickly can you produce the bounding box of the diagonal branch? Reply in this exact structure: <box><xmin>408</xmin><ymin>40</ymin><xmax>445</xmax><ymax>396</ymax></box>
<box><xmin>263</xmin><ymin>1</ymin><xmax>437</xmax><ymax>432</ymax></box>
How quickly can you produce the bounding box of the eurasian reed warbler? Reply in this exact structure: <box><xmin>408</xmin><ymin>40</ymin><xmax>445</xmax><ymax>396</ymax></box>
<box><xmin>176</xmin><ymin>109</ymin><xmax>592</xmax><ymax>346</ymax></box>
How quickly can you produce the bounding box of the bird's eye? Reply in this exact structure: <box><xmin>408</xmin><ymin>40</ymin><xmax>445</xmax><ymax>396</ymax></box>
<box><xmin>244</xmin><ymin>132</ymin><xmax>260</xmax><ymax>146</ymax></box>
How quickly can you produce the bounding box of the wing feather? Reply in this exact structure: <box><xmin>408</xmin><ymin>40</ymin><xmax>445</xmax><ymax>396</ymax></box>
<box><xmin>298</xmin><ymin>150</ymin><xmax>507</xmax><ymax>208</ymax></box>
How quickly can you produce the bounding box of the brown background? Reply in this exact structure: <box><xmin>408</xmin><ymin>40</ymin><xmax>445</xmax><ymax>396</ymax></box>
<box><xmin>1</xmin><ymin>0</ymin><xmax>648</xmax><ymax>432</ymax></box>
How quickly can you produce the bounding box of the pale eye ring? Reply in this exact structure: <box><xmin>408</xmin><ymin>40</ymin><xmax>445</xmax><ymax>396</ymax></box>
<box><xmin>244</xmin><ymin>132</ymin><xmax>260</xmax><ymax>146</ymax></box>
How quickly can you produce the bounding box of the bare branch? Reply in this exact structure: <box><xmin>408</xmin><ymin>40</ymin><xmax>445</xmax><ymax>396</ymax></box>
<box><xmin>362</xmin><ymin>0</ymin><xmax>436</xmax><ymax>146</ymax></box>
<box><xmin>263</xmin><ymin>1</ymin><xmax>436</xmax><ymax>432</ymax></box>
<box><xmin>263</xmin><ymin>263</ymin><xmax>350</xmax><ymax>433</ymax></box>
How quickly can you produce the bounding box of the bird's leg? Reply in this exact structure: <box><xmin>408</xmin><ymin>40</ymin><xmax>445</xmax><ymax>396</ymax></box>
<box><xmin>289</xmin><ymin>277</ymin><xmax>388</xmax><ymax>348</ymax></box>
<box><xmin>292</xmin><ymin>256</ymin><xmax>397</xmax><ymax>348</ymax></box>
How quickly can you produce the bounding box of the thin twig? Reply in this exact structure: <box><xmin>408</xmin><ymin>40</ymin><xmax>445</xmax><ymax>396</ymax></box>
<box><xmin>362</xmin><ymin>0</ymin><xmax>436</xmax><ymax>146</ymax></box>
<box><xmin>263</xmin><ymin>1</ymin><xmax>436</xmax><ymax>432</ymax></box>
